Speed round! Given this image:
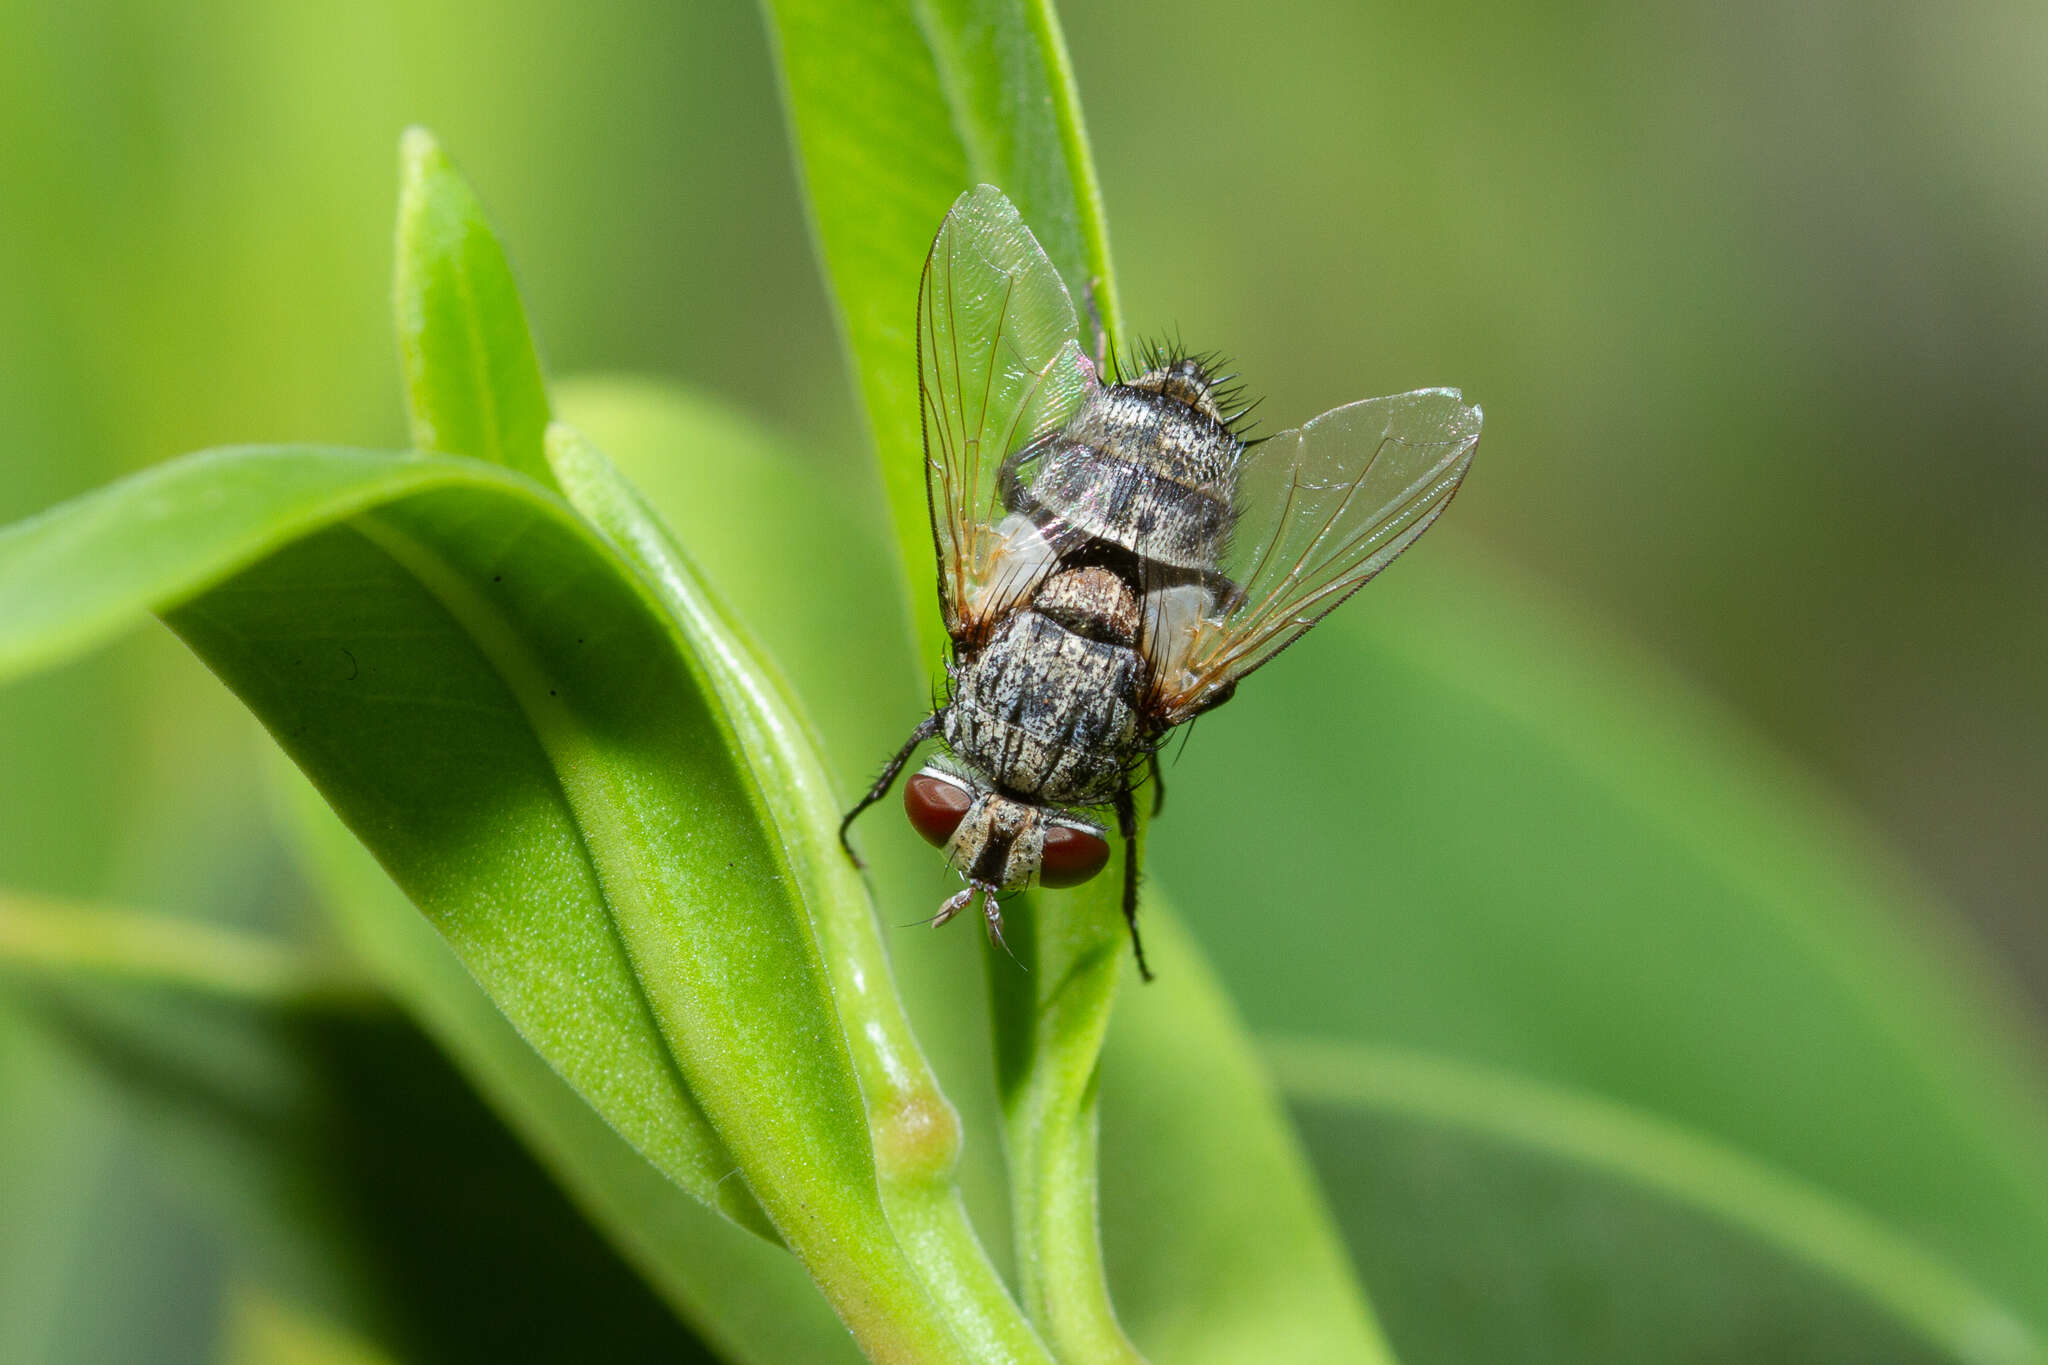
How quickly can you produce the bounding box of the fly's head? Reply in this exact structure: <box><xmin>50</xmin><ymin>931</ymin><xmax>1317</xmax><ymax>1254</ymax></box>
<box><xmin>902</xmin><ymin>764</ymin><xmax>1110</xmax><ymax>911</ymax></box>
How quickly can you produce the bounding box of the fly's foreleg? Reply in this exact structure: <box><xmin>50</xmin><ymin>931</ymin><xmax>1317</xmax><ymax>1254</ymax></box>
<box><xmin>1115</xmin><ymin>786</ymin><xmax>1153</xmax><ymax>982</ymax></box>
<box><xmin>1084</xmin><ymin>276</ymin><xmax>1109</xmax><ymax>377</ymax></box>
<box><xmin>1146</xmin><ymin>750</ymin><xmax>1167</xmax><ymax>818</ymax></box>
<box><xmin>840</xmin><ymin>712</ymin><xmax>942</xmax><ymax>867</ymax></box>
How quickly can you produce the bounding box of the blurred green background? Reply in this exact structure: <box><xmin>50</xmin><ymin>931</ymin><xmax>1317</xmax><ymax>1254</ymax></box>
<box><xmin>3</xmin><ymin>0</ymin><xmax>2044</xmax><ymax>1360</ymax></box>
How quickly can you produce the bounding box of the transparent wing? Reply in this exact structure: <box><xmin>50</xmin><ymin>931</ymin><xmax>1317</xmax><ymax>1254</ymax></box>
<box><xmin>1146</xmin><ymin>387</ymin><xmax>1481</xmax><ymax>723</ymax></box>
<box><xmin>918</xmin><ymin>184</ymin><xmax>1097</xmax><ymax>644</ymax></box>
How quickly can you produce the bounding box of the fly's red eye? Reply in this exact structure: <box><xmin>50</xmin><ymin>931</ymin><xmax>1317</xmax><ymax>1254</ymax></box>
<box><xmin>904</xmin><ymin>774</ymin><xmax>972</xmax><ymax>848</ymax></box>
<box><xmin>1039</xmin><ymin>824</ymin><xmax>1110</xmax><ymax>887</ymax></box>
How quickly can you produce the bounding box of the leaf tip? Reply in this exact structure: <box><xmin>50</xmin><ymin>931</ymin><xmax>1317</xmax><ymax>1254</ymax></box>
<box><xmin>397</xmin><ymin>125</ymin><xmax>447</xmax><ymax>189</ymax></box>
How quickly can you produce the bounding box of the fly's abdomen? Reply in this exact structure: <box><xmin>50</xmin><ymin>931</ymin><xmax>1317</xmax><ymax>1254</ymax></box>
<box><xmin>945</xmin><ymin>612</ymin><xmax>1140</xmax><ymax>804</ymax></box>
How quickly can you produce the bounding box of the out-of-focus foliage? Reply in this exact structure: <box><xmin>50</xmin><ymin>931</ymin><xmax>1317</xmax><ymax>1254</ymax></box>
<box><xmin>3</xmin><ymin>0</ymin><xmax>2045</xmax><ymax>1362</ymax></box>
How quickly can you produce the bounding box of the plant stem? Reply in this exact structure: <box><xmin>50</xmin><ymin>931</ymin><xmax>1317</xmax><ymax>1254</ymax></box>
<box><xmin>0</xmin><ymin>890</ymin><xmax>378</xmax><ymax>1009</ymax></box>
<box><xmin>987</xmin><ymin>877</ymin><xmax>1147</xmax><ymax>1364</ymax></box>
<box><xmin>973</xmin><ymin>12</ymin><xmax>1142</xmax><ymax>1347</ymax></box>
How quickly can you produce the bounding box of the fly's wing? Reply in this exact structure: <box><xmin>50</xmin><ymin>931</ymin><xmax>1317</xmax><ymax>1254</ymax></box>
<box><xmin>1146</xmin><ymin>387</ymin><xmax>1481</xmax><ymax>724</ymax></box>
<box><xmin>918</xmin><ymin>184</ymin><xmax>1097</xmax><ymax>644</ymax></box>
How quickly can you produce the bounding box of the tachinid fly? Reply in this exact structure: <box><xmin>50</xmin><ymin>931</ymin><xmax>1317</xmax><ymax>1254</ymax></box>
<box><xmin>840</xmin><ymin>185</ymin><xmax>1482</xmax><ymax>979</ymax></box>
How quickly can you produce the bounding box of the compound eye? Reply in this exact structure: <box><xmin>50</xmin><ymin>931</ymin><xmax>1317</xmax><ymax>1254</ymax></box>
<box><xmin>1039</xmin><ymin>823</ymin><xmax>1111</xmax><ymax>888</ymax></box>
<box><xmin>904</xmin><ymin>773</ymin><xmax>972</xmax><ymax>848</ymax></box>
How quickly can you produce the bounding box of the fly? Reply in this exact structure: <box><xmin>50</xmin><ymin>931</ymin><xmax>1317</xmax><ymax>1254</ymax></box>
<box><xmin>840</xmin><ymin>185</ymin><xmax>1482</xmax><ymax>979</ymax></box>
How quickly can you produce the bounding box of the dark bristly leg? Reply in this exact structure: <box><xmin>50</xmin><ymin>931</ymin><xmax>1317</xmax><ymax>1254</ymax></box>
<box><xmin>1084</xmin><ymin>277</ymin><xmax>1108</xmax><ymax>376</ymax></box>
<box><xmin>1147</xmin><ymin>750</ymin><xmax>1167</xmax><ymax>817</ymax></box>
<box><xmin>1115</xmin><ymin>787</ymin><xmax>1153</xmax><ymax>981</ymax></box>
<box><xmin>839</xmin><ymin>712</ymin><xmax>942</xmax><ymax>866</ymax></box>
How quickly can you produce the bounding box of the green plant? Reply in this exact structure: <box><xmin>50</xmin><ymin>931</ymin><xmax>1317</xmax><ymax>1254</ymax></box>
<box><xmin>5</xmin><ymin>2</ymin><xmax>2048</xmax><ymax>1362</ymax></box>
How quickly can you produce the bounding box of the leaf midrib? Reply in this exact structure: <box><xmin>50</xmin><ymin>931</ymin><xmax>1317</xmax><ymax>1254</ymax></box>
<box><xmin>345</xmin><ymin>511</ymin><xmax>748</xmax><ymax>1209</ymax></box>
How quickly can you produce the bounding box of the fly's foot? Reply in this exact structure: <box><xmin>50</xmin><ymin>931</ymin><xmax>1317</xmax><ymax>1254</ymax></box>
<box><xmin>982</xmin><ymin>889</ymin><xmax>1023</xmax><ymax>968</ymax></box>
<box><xmin>838</xmin><ymin>827</ymin><xmax>867</xmax><ymax>871</ymax></box>
<box><xmin>932</xmin><ymin>884</ymin><xmax>977</xmax><ymax>929</ymax></box>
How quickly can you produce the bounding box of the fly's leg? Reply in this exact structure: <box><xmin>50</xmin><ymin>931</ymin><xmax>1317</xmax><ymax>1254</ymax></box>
<box><xmin>1147</xmin><ymin>750</ymin><xmax>1167</xmax><ymax>818</ymax></box>
<box><xmin>1115</xmin><ymin>787</ymin><xmax>1153</xmax><ymax>982</ymax></box>
<box><xmin>839</xmin><ymin>711</ymin><xmax>942</xmax><ymax>866</ymax></box>
<box><xmin>1084</xmin><ymin>277</ymin><xmax>1109</xmax><ymax>377</ymax></box>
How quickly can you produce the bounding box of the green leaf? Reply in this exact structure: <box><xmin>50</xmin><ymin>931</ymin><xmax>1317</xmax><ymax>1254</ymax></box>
<box><xmin>394</xmin><ymin>130</ymin><xmax>1037</xmax><ymax>1356</ymax></box>
<box><xmin>1269</xmin><ymin>1036</ymin><xmax>2036</xmax><ymax>1365</ymax></box>
<box><xmin>393</xmin><ymin>128</ymin><xmax>555</xmax><ymax>489</ymax></box>
<box><xmin>0</xmin><ymin>889</ymin><xmax>371</xmax><ymax>1009</ymax></box>
<box><xmin>1093</xmin><ymin>915</ymin><xmax>1397</xmax><ymax>1365</ymax></box>
<box><xmin>0</xmin><ymin>962</ymin><xmax>731</xmax><ymax>1365</ymax></box>
<box><xmin>761</xmin><ymin>2</ymin><xmax>1391</xmax><ymax>1360</ymax></box>
<box><xmin>0</xmin><ymin>444</ymin><xmax>969</xmax><ymax>1361</ymax></box>
<box><xmin>278</xmin><ymin>770</ymin><xmax>862</xmax><ymax>1365</ymax></box>
<box><xmin>1150</xmin><ymin>550</ymin><xmax>2048</xmax><ymax>1348</ymax></box>
<box><xmin>0</xmin><ymin>994</ymin><xmax>210</xmax><ymax>1365</ymax></box>
<box><xmin>0</xmin><ymin>449</ymin><xmax>756</xmax><ymax>1222</ymax></box>
<box><xmin>761</xmin><ymin>0</ymin><xmax>1116</xmax><ymax>677</ymax></box>
<box><xmin>542</xmin><ymin>420</ymin><xmax>1049</xmax><ymax>1364</ymax></box>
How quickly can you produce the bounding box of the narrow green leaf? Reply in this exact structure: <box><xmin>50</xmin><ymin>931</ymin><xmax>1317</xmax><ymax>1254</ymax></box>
<box><xmin>1268</xmin><ymin>1035</ymin><xmax>2040</xmax><ymax>1365</ymax></box>
<box><xmin>0</xmin><ymin>445</ymin><xmax>970</xmax><ymax>1361</ymax></box>
<box><xmin>545</xmin><ymin>420</ymin><xmax>1051</xmax><ymax>1364</ymax></box>
<box><xmin>1093</xmin><ymin>919</ymin><xmax>1393</xmax><ymax>1365</ymax></box>
<box><xmin>762</xmin><ymin>0</ymin><xmax>1112</xmax><ymax>676</ymax></box>
<box><xmin>0</xmin><ymin>888</ymin><xmax>372</xmax><ymax>1009</ymax></box>
<box><xmin>279</xmin><ymin>769</ymin><xmax>863</xmax><ymax>1365</ymax></box>
<box><xmin>0</xmin><ymin>971</ymin><xmax>733</xmax><ymax>1365</ymax></box>
<box><xmin>0</xmin><ymin>447</ymin><xmax>474</xmax><ymax>681</ymax></box>
<box><xmin>0</xmin><ymin>448</ymin><xmax>761</xmax><ymax>1228</ymax></box>
<box><xmin>393</xmin><ymin>128</ymin><xmax>555</xmax><ymax>489</ymax></box>
<box><xmin>1153</xmin><ymin>549</ymin><xmax>2048</xmax><ymax>1343</ymax></box>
